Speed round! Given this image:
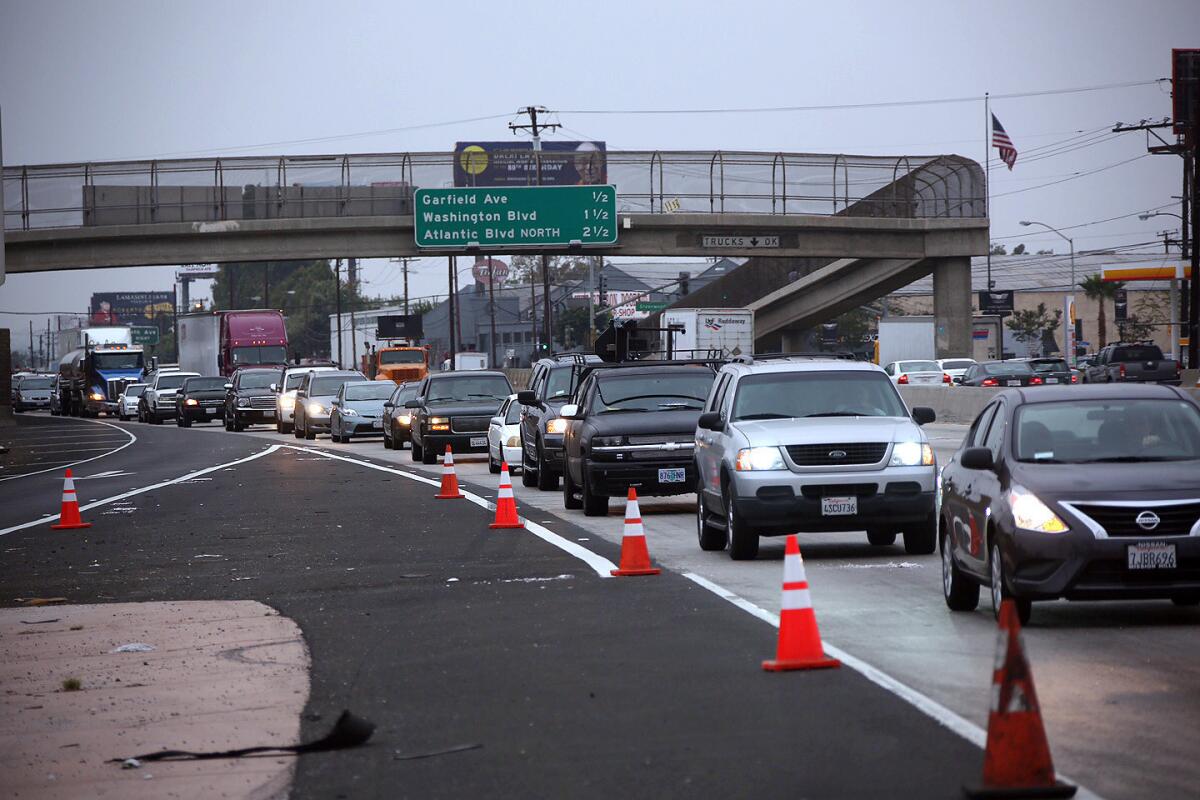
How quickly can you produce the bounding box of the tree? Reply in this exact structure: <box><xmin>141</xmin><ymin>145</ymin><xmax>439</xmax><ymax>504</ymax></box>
<box><xmin>990</xmin><ymin>244</ymin><xmax>1008</xmax><ymax>256</ymax></box>
<box><xmin>1120</xmin><ymin>294</ymin><xmax>1165</xmax><ymax>342</ymax></box>
<box><xmin>1077</xmin><ymin>274</ymin><xmax>1122</xmax><ymax>348</ymax></box>
<box><xmin>1012</xmin><ymin>243</ymin><xmax>1026</xmax><ymax>255</ymax></box>
<box><xmin>1005</xmin><ymin>303</ymin><xmax>1061</xmax><ymax>357</ymax></box>
<box><xmin>505</xmin><ymin>255</ymin><xmax>594</xmax><ymax>289</ymax></box>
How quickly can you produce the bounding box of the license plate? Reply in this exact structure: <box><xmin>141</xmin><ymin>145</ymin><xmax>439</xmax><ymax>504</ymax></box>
<box><xmin>658</xmin><ymin>467</ymin><xmax>686</xmax><ymax>483</ymax></box>
<box><xmin>822</xmin><ymin>496</ymin><xmax>857</xmax><ymax>516</ymax></box>
<box><xmin>206</xmin><ymin>408</ymin><xmax>217</xmax><ymax>415</ymax></box>
<box><xmin>1127</xmin><ymin>542</ymin><xmax>1176</xmax><ymax>570</ymax></box>
<box><xmin>1006</xmin><ymin>380</ymin><xmax>1021</xmax><ymax>387</ymax></box>
<box><xmin>372</xmin><ymin>419</ymin><xmax>383</xmax><ymax>429</ymax></box>
<box><xmin>470</xmin><ymin>436</ymin><xmax>487</xmax><ymax>448</ymax></box>
<box><xmin>1046</xmin><ymin>377</ymin><xmax>1059</xmax><ymax>384</ymax></box>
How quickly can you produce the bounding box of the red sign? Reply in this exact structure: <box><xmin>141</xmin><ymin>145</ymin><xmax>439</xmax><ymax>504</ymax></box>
<box><xmin>471</xmin><ymin>258</ymin><xmax>510</xmax><ymax>285</ymax></box>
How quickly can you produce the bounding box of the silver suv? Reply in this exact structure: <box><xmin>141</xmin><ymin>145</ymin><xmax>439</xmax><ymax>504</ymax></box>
<box><xmin>694</xmin><ymin>356</ymin><xmax>938</xmax><ymax>559</ymax></box>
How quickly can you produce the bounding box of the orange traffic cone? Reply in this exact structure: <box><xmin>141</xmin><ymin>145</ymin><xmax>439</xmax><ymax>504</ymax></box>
<box><xmin>965</xmin><ymin>599</ymin><xmax>1076</xmax><ymax>798</ymax></box>
<box><xmin>762</xmin><ymin>535</ymin><xmax>838</xmax><ymax>671</ymax></box>
<box><xmin>434</xmin><ymin>445</ymin><xmax>464</xmax><ymax>499</ymax></box>
<box><xmin>610</xmin><ymin>488</ymin><xmax>661</xmax><ymax>576</ymax></box>
<box><xmin>489</xmin><ymin>462</ymin><xmax>523</xmax><ymax>529</ymax></box>
<box><xmin>50</xmin><ymin>469</ymin><xmax>92</xmax><ymax>530</ymax></box>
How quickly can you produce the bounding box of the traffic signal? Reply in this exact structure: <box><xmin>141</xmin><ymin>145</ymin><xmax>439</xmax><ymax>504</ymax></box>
<box><xmin>678</xmin><ymin>271</ymin><xmax>690</xmax><ymax>296</ymax></box>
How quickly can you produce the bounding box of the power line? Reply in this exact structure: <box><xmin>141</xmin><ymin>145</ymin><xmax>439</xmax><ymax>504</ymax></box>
<box><xmin>991</xmin><ymin>202</ymin><xmax>1179</xmax><ymax>240</ymax></box>
<box><xmin>990</xmin><ymin>154</ymin><xmax>1149</xmax><ymax>198</ymax></box>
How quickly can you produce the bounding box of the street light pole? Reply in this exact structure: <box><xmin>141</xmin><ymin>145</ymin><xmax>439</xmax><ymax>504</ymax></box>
<box><xmin>1020</xmin><ymin>220</ymin><xmax>1075</xmax><ymax>364</ymax></box>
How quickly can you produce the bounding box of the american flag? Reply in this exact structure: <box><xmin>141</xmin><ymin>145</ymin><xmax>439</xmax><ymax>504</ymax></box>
<box><xmin>992</xmin><ymin>113</ymin><xmax>1018</xmax><ymax>170</ymax></box>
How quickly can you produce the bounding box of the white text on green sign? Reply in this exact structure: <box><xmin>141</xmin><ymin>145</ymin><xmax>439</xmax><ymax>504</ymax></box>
<box><xmin>414</xmin><ymin>185</ymin><xmax>618</xmax><ymax>248</ymax></box>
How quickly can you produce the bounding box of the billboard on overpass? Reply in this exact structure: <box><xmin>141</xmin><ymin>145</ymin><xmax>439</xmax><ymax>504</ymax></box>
<box><xmin>90</xmin><ymin>291</ymin><xmax>175</xmax><ymax>328</ymax></box>
<box><xmin>453</xmin><ymin>141</ymin><xmax>606</xmax><ymax>187</ymax></box>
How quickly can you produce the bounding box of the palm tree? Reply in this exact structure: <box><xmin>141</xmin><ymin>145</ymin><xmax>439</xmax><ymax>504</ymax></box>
<box><xmin>1078</xmin><ymin>274</ymin><xmax>1123</xmax><ymax>348</ymax></box>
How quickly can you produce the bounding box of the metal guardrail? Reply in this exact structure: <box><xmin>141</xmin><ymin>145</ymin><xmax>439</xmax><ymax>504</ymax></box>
<box><xmin>2</xmin><ymin>150</ymin><xmax>986</xmax><ymax>231</ymax></box>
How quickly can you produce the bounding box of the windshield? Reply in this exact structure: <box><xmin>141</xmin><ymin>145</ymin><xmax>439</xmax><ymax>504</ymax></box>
<box><xmin>184</xmin><ymin>377</ymin><xmax>228</xmax><ymax>391</ymax></box>
<box><xmin>285</xmin><ymin>373</ymin><xmax>307</xmax><ymax>390</ymax></box>
<box><xmin>311</xmin><ymin>376</ymin><xmax>356</xmax><ymax>396</ymax></box>
<box><xmin>1112</xmin><ymin>346</ymin><xmax>1164</xmax><ymax>361</ymax></box>
<box><xmin>344</xmin><ymin>382</ymin><xmax>395</xmax><ymax>401</ymax></box>
<box><xmin>427</xmin><ymin>375</ymin><xmax>512</xmax><ymax>402</ymax></box>
<box><xmin>983</xmin><ymin>362</ymin><xmax>1033</xmax><ymax>376</ymax></box>
<box><xmin>731</xmin><ymin>371</ymin><xmax>909</xmax><ymax>420</ymax></box>
<box><xmin>19</xmin><ymin>377</ymin><xmax>53</xmax><ymax>389</ymax></box>
<box><xmin>94</xmin><ymin>352</ymin><xmax>144</xmax><ymax>371</ymax></box>
<box><xmin>392</xmin><ymin>385</ymin><xmax>418</xmax><ymax>404</ymax></box>
<box><xmin>156</xmin><ymin>374</ymin><xmax>193</xmax><ymax>390</ymax></box>
<box><xmin>237</xmin><ymin>371</ymin><xmax>277</xmax><ymax>389</ymax></box>
<box><xmin>231</xmin><ymin>345</ymin><xmax>287</xmax><ymax>366</ymax></box>
<box><xmin>1029</xmin><ymin>359</ymin><xmax>1068</xmax><ymax>373</ymax></box>
<box><xmin>505</xmin><ymin>401</ymin><xmax>522</xmax><ymax>424</ymax></box>
<box><xmin>545</xmin><ymin>367</ymin><xmax>577</xmax><ymax>399</ymax></box>
<box><xmin>595</xmin><ymin>371</ymin><xmax>715</xmax><ymax>412</ymax></box>
<box><xmin>898</xmin><ymin>361</ymin><xmax>940</xmax><ymax>373</ymax></box>
<box><xmin>125</xmin><ymin>384</ymin><xmax>146</xmax><ymax>396</ymax></box>
<box><xmin>380</xmin><ymin>350</ymin><xmax>425</xmax><ymax>365</ymax></box>
<box><xmin>941</xmin><ymin>360</ymin><xmax>975</xmax><ymax>370</ymax></box>
<box><xmin>1015</xmin><ymin>400</ymin><xmax>1200</xmax><ymax>463</ymax></box>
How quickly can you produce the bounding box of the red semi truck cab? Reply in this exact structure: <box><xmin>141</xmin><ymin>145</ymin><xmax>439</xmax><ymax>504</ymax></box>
<box><xmin>178</xmin><ymin>310</ymin><xmax>289</xmax><ymax>377</ymax></box>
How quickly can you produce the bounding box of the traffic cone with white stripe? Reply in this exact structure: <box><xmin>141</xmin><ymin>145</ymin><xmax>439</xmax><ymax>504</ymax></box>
<box><xmin>762</xmin><ymin>535</ymin><xmax>838</xmax><ymax>671</ymax></box>
<box><xmin>50</xmin><ymin>469</ymin><xmax>92</xmax><ymax>530</ymax></box>
<box><xmin>610</xmin><ymin>488</ymin><xmax>661</xmax><ymax>576</ymax></box>
<box><xmin>964</xmin><ymin>599</ymin><xmax>1076</xmax><ymax>798</ymax></box>
<box><xmin>434</xmin><ymin>445</ymin><xmax>464</xmax><ymax>499</ymax></box>
<box><xmin>489</xmin><ymin>462</ymin><xmax>523</xmax><ymax>529</ymax></box>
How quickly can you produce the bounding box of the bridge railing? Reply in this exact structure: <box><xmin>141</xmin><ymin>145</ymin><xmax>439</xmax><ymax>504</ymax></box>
<box><xmin>2</xmin><ymin>150</ymin><xmax>985</xmax><ymax>231</ymax></box>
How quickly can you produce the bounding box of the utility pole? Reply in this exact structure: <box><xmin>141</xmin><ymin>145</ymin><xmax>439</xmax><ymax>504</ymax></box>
<box><xmin>29</xmin><ymin>320</ymin><xmax>34</xmax><ymax>368</ymax></box>
<box><xmin>510</xmin><ymin>106</ymin><xmax>561</xmax><ymax>353</ymax></box>
<box><xmin>588</xmin><ymin>256</ymin><xmax>597</xmax><ymax>348</ymax></box>
<box><xmin>488</xmin><ymin>260</ymin><xmax>498</xmax><ymax>368</ymax></box>
<box><xmin>263</xmin><ymin>263</ymin><xmax>270</xmax><ymax>308</ymax></box>
<box><xmin>448</xmin><ymin>256</ymin><xmax>457</xmax><ymax>362</ymax></box>
<box><xmin>228</xmin><ymin>264</ymin><xmax>235</xmax><ymax>310</ymax></box>
<box><xmin>334</xmin><ymin>258</ymin><xmax>343</xmax><ymax>367</ymax></box>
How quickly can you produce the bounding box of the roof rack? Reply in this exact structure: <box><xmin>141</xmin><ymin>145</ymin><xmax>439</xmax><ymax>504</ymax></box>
<box><xmin>731</xmin><ymin>351</ymin><xmax>860</xmax><ymax>365</ymax></box>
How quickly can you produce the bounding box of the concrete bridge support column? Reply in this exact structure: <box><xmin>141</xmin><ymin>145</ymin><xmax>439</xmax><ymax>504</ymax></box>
<box><xmin>932</xmin><ymin>256</ymin><xmax>972</xmax><ymax>359</ymax></box>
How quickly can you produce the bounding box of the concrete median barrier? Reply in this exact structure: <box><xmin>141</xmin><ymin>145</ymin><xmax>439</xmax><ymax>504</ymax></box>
<box><xmin>901</xmin><ymin>384</ymin><xmax>1200</xmax><ymax>425</ymax></box>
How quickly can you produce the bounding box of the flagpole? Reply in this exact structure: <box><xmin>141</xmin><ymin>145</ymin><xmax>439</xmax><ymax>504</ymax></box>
<box><xmin>985</xmin><ymin>91</ymin><xmax>991</xmax><ymax>293</ymax></box>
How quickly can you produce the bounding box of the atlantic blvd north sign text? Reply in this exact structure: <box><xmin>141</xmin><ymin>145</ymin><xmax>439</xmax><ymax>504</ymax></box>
<box><xmin>414</xmin><ymin>185</ymin><xmax>618</xmax><ymax>249</ymax></box>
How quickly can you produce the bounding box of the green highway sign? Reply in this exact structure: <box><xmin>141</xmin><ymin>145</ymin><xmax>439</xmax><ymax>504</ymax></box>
<box><xmin>636</xmin><ymin>301</ymin><xmax>668</xmax><ymax>312</ymax></box>
<box><xmin>414</xmin><ymin>185</ymin><xmax>618</xmax><ymax>249</ymax></box>
<box><xmin>130</xmin><ymin>326</ymin><xmax>159</xmax><ymax>346</ymax></box>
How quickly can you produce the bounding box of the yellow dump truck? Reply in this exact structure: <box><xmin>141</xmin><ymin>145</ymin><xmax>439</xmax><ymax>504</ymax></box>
<box><xmin>370</xmin><ymin>345</ymin><xmax>429</xmax><ymax>385</ymax></box>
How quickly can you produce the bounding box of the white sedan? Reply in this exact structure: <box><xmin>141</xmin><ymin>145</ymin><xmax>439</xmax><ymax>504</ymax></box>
<box><xmin>937</xmin><ymin>358</ymin><xmax>977</xmax><ymax>383</ymax></box>
<box><xmin>883</xmin><ymin>360</ymin><xmax>950</xmax><ymax>387</ymax></box>
<box><xmin>488</xmin><ymin>394</ymin><xmax>524</xmax><ymax>474</ymax></box>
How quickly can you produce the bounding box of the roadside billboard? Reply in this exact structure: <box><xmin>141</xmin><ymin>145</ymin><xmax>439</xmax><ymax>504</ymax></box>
<box><xmin>453</xmin><ymin>141</ymin><xmax>607</xmax><ymax>187</ymax></box>
<box><xmin>90</xmin><ymin>291</ymin><xmax>175</xmax><ymax>328</ymax></box>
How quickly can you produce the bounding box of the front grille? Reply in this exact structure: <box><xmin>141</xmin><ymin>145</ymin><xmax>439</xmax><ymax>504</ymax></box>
<box><xmin>249</xmin><ymin>396</ymin><xmax>275</xmax><ymax>409</ymax></box>
<box><xmin>1072</xmin><ymin>502</ymin><xmax>1200</xmax><ymax>537</ymax></box>
<box><xmin>627</xmin><ymin>434</ymin><xmax>691</xmax><ymax>446</ymax></box>
<box><xmin>201</xmin><ymin>399</ymin><xmax>223</xmax><ymax>407</ymax></box>
<box><xmin>107</xmin><ymin>378</ymin><xmax>131</xmax><ymax>399</ymax></box>
<box><xmin>451</xmin><ymin>416</ymin><xmax>490</xmax><ymax>433</ymax></box>
<box><xmin>786</xmin><ymin>443</ymin><xmax>888</xmax><ymax>466</ymax></box>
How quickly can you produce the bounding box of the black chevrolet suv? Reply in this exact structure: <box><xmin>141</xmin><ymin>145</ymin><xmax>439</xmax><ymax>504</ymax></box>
<box><xmin>223</xmin><ymin>367</ymin><xmax>279</xmax><ymax>431</ymax></box>
<box><xmin>175</xmin><ymin>376</ymin><xmax>229</xmax><ymax>427</ymax></box>
<box><xmin>560</xmin><ymin>362</ymin><xmax>718</xmax><ymax>516</ymax></box>
<box><xmin>406</xmin><ymin>370</ymin><xmax>514</xmax><ymax>464</ymax></box>
<box><xmin>517</xmin><ymin>354</ymin><xmax>603</xmax><ymax>490</ymax></box>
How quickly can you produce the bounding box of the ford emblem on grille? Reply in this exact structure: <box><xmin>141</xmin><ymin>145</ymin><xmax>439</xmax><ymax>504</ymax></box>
<box><xmin>1135</xmin><ymin>510</ymin><xmax>1161</xmax><ymax>531</ymax></box>
<box><xmin>828</xmin><ymin>450</ymin><xmax>847</xmax><ymax>459</ymax></box>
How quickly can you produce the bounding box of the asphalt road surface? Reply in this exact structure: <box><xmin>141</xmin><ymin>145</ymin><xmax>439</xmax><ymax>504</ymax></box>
<box><xmin>3</xmin><ymin>411</ymin><xmax>1198</xmax><ymax>798</ymax></box>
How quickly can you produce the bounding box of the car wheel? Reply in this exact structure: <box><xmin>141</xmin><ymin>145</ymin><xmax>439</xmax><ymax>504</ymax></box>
<box><xmin>383</xmin><ymin>426</ymin><xmax>394</xmax><ymax>449</ymax></box>
<box><xmin>535</xmin><ymin>440</ymin><xmax>559</xmax><ymax>491</ymax></box>
<box><xmin>488</xmin><ymin>445</ymin><xmax>501</xmax><ymax>474</ymax></box>
<box><xmin>421</xmin><ymin>442</ymin><xmax>436</xmax><ymax>465</ymax></box>
<box><xmin>903</xmin><ymin>513</ymin><xmax>937</xmax><ymax>555</ymax></box>
<box><xmin>562</xmin><ymin>461</ymin><xmax>583</xmax><ymax>510</ymax></box>
<box><xmin>580</xmin><ymin>464</ymin><xmax>607</xmax><ymax>517</ymax></box>
<box><xmin>724</xmin><ymin>479</ymin><xmax>759</xmax><ymax>560</ymax></box>
<box><xmin>697</xmin><ymin>484</ymin><xmax>727</xmax><ymax>551</ymax></box>
<box><xmin>180</xmin><ymin>415</ymin><xmax>192</xmax><ymax>428</ymax></box>
<box><xmin>232</xmin><ymin>414</ymin><xmax>245</xmax><ymax>432</ymax></box>
<box><xmin>149</xmin><ymin>413</ymin><xmax>161</xmax><ymax>425</ymax></box>
<box><xmin>411</xmin><ymin>438</ymin><xmax>423</xmax><ymax>462</ymax></box>
<box><xmin>990</xmin><ymin>543</ymin><xmax>1031</xmax><ymax>625</ymax></box>
<box><xmin>867</xmin><ymin>529</ymin><xmax>897</xmax><ymax>546</ymax></box>
<box><xmin>276</xmin><ymin>419</ymin><xmax>285</xmax><ymax>434</ymax></box>
<box><xmin>942</xmin><ymin>526</ymin><xmax>980</xmax><ymax>611</ymax></box>
<box><xmin>521</xmin><ymin>445</ymin><xmax>538</xmax><ymax>487</ymax></box>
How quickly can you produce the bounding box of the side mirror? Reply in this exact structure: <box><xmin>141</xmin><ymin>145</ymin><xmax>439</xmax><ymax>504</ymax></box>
<box><xmin>404</xmin><ymin>399</ymin><xmax>421</xmax><ymax>409</ymax></box>
<box><xmin>911</xmin><ymin>406</ymin><xmax>936</xmax><ymax>425</ymax></box>
<box><xmin>516</xmin><ymin>390</ymin><xmax>538</xmax><ymax>406</ymax></box>
<box><xmin>559</xmin><ymin>403</ymin><xmax>580</xmax><ymax>419</ymax></box>
<box><xmin>330</xmin><ymin>399</ymin><xmax>340</xmax><ymax>407</ymax></box>
<box><xmin>224</xmin><ymin>383</ymin><xmax>233</xmax><ymax>391</ymax></box>
<box><xmin>960</xmin><ymin>447</ymin><xmax>994</xmax><ymax>471</ymax></box>
<box><xmin>269</xmin><ymin>383</ymin><xmax>278</xmax><ymax>392</ymax></box>
<box><xmin>697</xmin><ymin>411</ymin><xmax>725</xmax><ymax>431</ymax></box>
<box><xmin>383</xmin><ymin>401</ymin><xmax>394</xmax><ymax>409</ymax></box>
<box><xmin>953</xmin><ymin>375</ymin><xmax>964</xmax><ymax>384</ymax></box>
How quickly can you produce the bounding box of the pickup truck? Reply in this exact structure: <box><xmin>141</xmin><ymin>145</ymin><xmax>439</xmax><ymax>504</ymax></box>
<box><xmin>1083</xmin><ymin>344</ymin><xmax>1181</xmax><ymax>385</ymax></box>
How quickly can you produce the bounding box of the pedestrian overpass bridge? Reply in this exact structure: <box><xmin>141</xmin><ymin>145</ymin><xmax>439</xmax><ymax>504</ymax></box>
<box><xmin>2</xmin><ymin>149</ymin><xmax>987</xmax><ymax>355</ymax></box>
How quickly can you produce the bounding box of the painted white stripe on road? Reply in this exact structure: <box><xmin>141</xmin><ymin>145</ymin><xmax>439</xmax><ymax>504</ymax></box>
<box><xmin>284</xmin><ymin>446</ymin><xmax>619</xmax><ymax>579</ymax></box>
<box><xmin>0</xmin><ymin>418</ymin><xmax>137</xmax><ymax>483</ymax></box>
<box><xmin>680</xmin><ymin>572</ymin><xmax>1101</xmax><ymax>800</ymax></box>
<box><xmin>0</xmin><ymin>445</ymin><xmax>282</xmax><ymax>537</ymax></box>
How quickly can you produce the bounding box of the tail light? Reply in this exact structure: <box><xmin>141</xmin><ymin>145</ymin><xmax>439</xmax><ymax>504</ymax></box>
<box><xmin>942</xmin><ymin>373</ymin><xmax>952</xmax><ymax>384</ymax></box>
<box><xmin>897</xmin><ymin>374</ymin><xmax>909</xmax><ymax>385</ymax></box>
<box><xmin>1177</xmin><ymin>361</ymin><xmax>1183</xmax><ymax>377</ymax></box>
<box><xmin>1071</xmin><ymin>374</ymin><xmax>1079</xmax><ymax>384</ymax></box>
<box><xmin>1119</xmin><ymin>363</ymin><xmax>1126</xmax><ymax>379</ymax></box>
<box><xmin>981</xmin><ymin>378</ymin><xmax>998</xmax><ymax>387</ymax></box>
<box><xmin>1030</xmin><ymin>376</ymin><xmax>1043</xmax><ymax>385</ymax></box>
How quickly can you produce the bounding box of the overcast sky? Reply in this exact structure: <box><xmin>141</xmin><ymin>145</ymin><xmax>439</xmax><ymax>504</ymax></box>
<box><xmin>2</xmin><ymin>0</ymin><xmax>1196</xmax><ymax>352</ymax></box>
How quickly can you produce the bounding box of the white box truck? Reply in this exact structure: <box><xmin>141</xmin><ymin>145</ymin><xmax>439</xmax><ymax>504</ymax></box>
<box><xmin>876</xmin><ymin>317</ymin><xmax>936</xmax><ymax>365</ymax></box>
<box><xmin>178</xmin><ymin>314</ymin><xmax>221</xmax><ymax>376</ymax></box>
<box><xmin>661</xmin><ymin>308</ymin><xmax>754</xmax><ymax>358</ymax></box>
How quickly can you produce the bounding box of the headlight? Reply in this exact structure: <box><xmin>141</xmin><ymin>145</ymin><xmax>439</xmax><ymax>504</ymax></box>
<box><xmin>506</xmin><ymin>434</ymin><xmax>521</xmax><ymax>447</ymax></box>
<box><xmin>185</xmin><ymin>398</ymin><xmax>199</xmax><ymax>406</ymax></box>
<box><xmin>593</xmin><ymin>435</ymin><xmax>625</xmax><ymax>447</ymax></box>
<box><xmin>341</xmin><ymin>408</ymin><xmax>359</xmax><ymax>417</ymax></box>
<box><xmin>88</xmin><ymin>392</ymin><xmax>105</xmax><ymax>401</ymax></box>
<box><xmin>1009</xmin><ymin>485</ymin><xmax>1068</xmax><ymax>533</ymax></box>
<box><xmin>545</xmin><ymin>417</ymin><xmax>568</xmax><ymax>434</ymax></box>
<box><xmin>307</xmin><ymin>402</ymin><xmax>325</xmax><ymax>415</ymax></box>
<box><xmin>735</xmin><ymin>447</ymin><xmax>786</xmax><ymax>471</ymax></box>
<box><xmin>429</xmin><ymin>416</ymin><xmax>448</xmax><ymax>425</ymax></box>
<box><xmin>890</xmin><ymin>441</ymin><xmax>935</xmax><ymax>466</ymax></box>
<box><xmin>397</xmin><ymin>414</ymin><xmax>412</xmax><ymax>425</ymax></box>
<box><xmin>280</xmin><ymin>393</ymin><xmax>296</xmax><ymax>410</ymax></box>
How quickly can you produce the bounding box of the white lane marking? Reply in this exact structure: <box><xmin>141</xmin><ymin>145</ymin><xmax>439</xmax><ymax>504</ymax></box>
<box><xmin>0</xmin><ymin>418</ymin><xmax>137</xmax><ymax>483</ymax></box>
<box><xmin>680</xmin><ymin>572</ymin><xmax>1101</xmax><ymax>800</ymax></box>
<box><xmin>0</xmin><ymin>446</ymin><xmax>281</xmax><ymax>537</ymax></box>
<box><xmin>72</xmin><ymin>470</ymin><xmax>136</xmax><ymax>481</ymax></box>
<box><xmin>284</xmin><ymin>446</ymin><xmax>618</xmax><ymax>579</ymax></box>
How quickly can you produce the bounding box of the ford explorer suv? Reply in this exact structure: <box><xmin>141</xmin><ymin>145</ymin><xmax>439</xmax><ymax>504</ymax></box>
<box><xmin>694</xmin><ymin>356</ymin><xmax>937</xmax><ymax>559</ymax></box>
<box><xmin>405</xmin><ymin>370</ymin><xmax>514</xmax><ymax>464</ymax></box>
<box><xmin>140</xmin><ymin>370</ymin><xmax>199</xmax><ymax>424</ymax></box>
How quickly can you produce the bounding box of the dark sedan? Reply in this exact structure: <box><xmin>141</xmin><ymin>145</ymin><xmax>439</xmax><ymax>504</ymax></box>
<box><xmin>175</xmin><ymin>376</ymin><xmax>228</xmax><ymax>426</ymax></box>
<box><xmin>959</xmin><ymin>361</ymin><xmax>1043</xmax><ymax>388</ymax></box>
<box><xmin>405</xmin><ymin>371</ymin><xmax>514</xmax><ymax>464</ymax></box>
<box><xmin>1024</xmin><ymin>357</ymin><xmax>1076</xmax><ymax>386</ymax></box>
<box><xmin>939</xmin><ymin>384</ymin><xmax>1200</xmax><ymax>624</ymax></box>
